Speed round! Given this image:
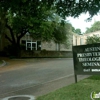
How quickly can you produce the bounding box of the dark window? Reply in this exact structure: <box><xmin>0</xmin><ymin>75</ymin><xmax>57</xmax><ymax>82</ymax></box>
<box><xmin>37</xmin><ymin>41</ymin><xmax>41</xmax><ymax>50</ymax></box>
<box><xmin>32</xmin><ymin>43</ymin><xmax>36</xmax><ymax>50</ymax></box>
<box><xmin>27</xmin><ymin>43</ymin><xmax>31</xmax><ymax>48</ymax></box>
<box><xmin>21</xmin><ymin>40</ymin><xmax>26</xmax><ymax>44</ymax></box>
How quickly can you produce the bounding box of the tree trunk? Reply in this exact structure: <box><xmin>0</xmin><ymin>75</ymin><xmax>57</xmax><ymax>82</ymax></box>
<box><xmin>5</xmin><ymin>26</ymin><xmax>20</xmax><ymax>57</ymax></box>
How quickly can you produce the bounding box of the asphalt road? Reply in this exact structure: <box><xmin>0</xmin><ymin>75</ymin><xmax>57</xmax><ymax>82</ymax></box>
<box><xmin>0</xmin><ymin>58</ymin><xmax>89</xmax><ymax>99</ymax></box>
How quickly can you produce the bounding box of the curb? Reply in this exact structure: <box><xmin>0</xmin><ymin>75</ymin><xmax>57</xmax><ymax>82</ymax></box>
<box><xmin>0</xmin><ymin>60</ymin><xmax>7</xmax><ymax>67</ymax></box>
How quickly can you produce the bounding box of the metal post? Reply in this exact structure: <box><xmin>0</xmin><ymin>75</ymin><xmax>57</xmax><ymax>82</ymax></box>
<box><xmin>74</xmin><ymin>73</ymin><xmax>77</xmax><ymax>83</ymax></box>
<box><xmin>72</xmin><ymin>46</ymin><xmax>77</xmax><ymax>83</ymax></box>
<box><xmin>36</xmin><ymin>41</ymin><xmax>37</xmax><ymax>50</ymax></box>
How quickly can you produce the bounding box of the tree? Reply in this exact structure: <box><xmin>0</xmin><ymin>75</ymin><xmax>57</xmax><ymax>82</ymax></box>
<box><xmin>86</xmin><ymin>35</ymin><xmax>100</xmax><ymax>44</ymax></box>
<box><xmin>72</xmin><ymin>26</ymin><xmax>76</xmax><ymax>33</ymax></box>
<box><xmin>32</xmin><ymin>18</ymin><xmax>72</xmax><ymax>51</ymax></box>
<box><xmin>4</xmin><ymin>3</ymin><xmax>55</xmax><ymax>45</ymax></box>
<box><xmin>0</xmin><ymin>0</ymin><xmax>100</xmax><ymax>56</ymax></box>
<box><xmin>0</xmin><ymin>1</ymin><xmax>61</xmax><ymax>56</ymax></box>
<box><xmin>1</xmin><ymin>0</ymin><xmax>100</xmax><ymax>19</ymax></box>
<box><xmin>55</xmin><ymin>0</ymin><xmax>100</xmax><ymax>18</ymax></box>
<box><xmin>71</xmin><ymin>27</ymin><xmax>82</xmax><ymax>35</ymax></box>
<box><xmin>53</xmin><ymin>22</ymin><xmax>72</xmax><ymax>51</ymax></box>
<box><xmin>74</xmin><ymin>28</ymin><xmax>82</xmax><ymax>35</ymax></box>
<box><xmin>85</xmin><ymin>21</ymin><xmax>100</xmax><ymax>33</ymax></box>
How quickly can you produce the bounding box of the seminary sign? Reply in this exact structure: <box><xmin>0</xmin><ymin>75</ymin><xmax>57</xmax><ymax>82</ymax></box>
<box><xmin>73</xmin><ymin>43</ymin><xmax>100</xmax><ymax>75</ymax></box>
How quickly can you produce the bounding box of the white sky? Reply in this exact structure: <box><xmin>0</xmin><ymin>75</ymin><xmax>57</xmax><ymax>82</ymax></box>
<box><xmin>67</xmin><ymin>13</ymin><xmax>100</xmax><ymax>33</ymax></box>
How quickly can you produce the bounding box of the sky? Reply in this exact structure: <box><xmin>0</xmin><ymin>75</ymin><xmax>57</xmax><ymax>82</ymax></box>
<box><xmin>67</xmin><ymin>13</ymin><xmax>100</xmax><ymax>33</ymax></box>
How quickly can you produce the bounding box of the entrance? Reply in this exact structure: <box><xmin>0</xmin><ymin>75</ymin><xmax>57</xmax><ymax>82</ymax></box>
<box><xmin>26</xmin><ymin>41</ymin><xmax>37</xmax><ymax>50</ymax></box>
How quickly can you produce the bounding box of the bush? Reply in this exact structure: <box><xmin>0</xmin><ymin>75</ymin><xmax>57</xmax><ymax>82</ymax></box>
<box><xmin>4</xmin><ymin>45</ymin><xmax>20</xmax><ymax>57</ymax></box>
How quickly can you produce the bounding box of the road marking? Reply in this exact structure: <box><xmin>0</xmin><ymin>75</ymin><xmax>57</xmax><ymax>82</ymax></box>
<box><xmin>1</xmin><ymin>95</ymin><xmax>35</xmax><ymax>100</ymax></box>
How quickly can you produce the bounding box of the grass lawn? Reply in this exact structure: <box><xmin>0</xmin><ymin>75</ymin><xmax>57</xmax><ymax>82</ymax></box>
<box><xmin>36</xmin><ymin>75</ymin><xmax>100</xmax><ymax>100</ymax></box>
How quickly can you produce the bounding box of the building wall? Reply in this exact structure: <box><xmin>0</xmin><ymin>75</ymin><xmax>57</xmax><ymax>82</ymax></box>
<box><xmin>73</xmin><ymin>30</ymin><xmax>100</xmax><ymax>46</ymax></box>
<box><xmin>21</xmin><ymin>33</ymin><xmax>73</xmax><ymax>51</ymax></box>
<box><xmin>0</xmin><ymin>32</ymin><xmax>73</xmax><ymax>52</ymax></box>
<box><xmin>41</xmin><ymin>41</ymin><xmax>72</xmax><ymax>51</ymax></box>
<box><xmin>73</xmin><ymin>33</ymin><xmax>82</xmax><ymax>46</ymax></box>
<box><xmin>41</xmin><ymin>41</ymin><xmax>56</xmax><ymax>51</ymax></box>
<box><xmin>21</xmin><ymin>31</ymin><xmax>100</xmax><ymax>50</ymax></box>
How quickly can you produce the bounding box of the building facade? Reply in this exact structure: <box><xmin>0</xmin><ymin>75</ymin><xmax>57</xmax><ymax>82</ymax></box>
<box><xmin>1</xmin><ymin>31</ymin><xmax>100</xmax><ymax>53</ymax></box>
<box><xmin>21</xmin><ymin>33</ymin><xmax>73</xmax><ymax>51</ymax></box>
<box><xmin>73</xmin><ymin>30</ymin><xmax>100</xmax><ymax>46</ymax></box>
<box><xmin>0</xmin><ymin>32</ymin><xmax>73</xmax><ymax>52</ymax></box>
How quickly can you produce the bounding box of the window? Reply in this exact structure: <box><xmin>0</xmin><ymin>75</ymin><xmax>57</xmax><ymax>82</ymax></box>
<box><xmin>37</xmin><ymin>41</ymin><xmax>41</xmax><ymax>50</ymax></box>
<box><xmin>26</xmin><ymin>41</ymin><xmax>41</xmax><ymax>50</ymax></box>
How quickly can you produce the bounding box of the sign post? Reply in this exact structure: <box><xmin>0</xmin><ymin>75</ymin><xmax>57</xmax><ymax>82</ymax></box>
<box><xmin>74</xmin><ymin>73</ymin><xmax>77</xmax><ymax>83</ymax></box>
<box><xmin>73</xmin><ymin>43</ymin><xmax>100</xmax><ymax>83</ymax></box>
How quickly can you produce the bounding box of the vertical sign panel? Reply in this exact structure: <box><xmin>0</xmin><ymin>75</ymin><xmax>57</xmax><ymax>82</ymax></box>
<box><xmin>73</xmin><ymin>43</ymin><xmax>100</xmax><ymax>75</ymax></box>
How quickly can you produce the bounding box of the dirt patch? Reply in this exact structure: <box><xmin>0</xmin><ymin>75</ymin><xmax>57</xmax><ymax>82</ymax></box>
<box><xmin>0</xmin><ymin>57</ymin><xmax>27</xmax><ymax>73</ymax></box>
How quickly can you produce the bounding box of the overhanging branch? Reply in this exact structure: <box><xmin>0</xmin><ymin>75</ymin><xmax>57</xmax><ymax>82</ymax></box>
<box><xmin>5</xmin><ymin>34</ymin><xmax>13</xmax><ymax>43</ymax></box>
<box><xmin>5</xmin><ymin>19</ymin><xmax>16</xmax><ymax>44</ymax></box>
<box><xmin>17</xmin><ymin>28</ymin><xmax>28</xmax><ymax>45</ymax></box>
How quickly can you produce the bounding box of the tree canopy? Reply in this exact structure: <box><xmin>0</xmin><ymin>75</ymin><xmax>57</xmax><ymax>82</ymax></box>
<box><xmin>0</xmin><ymin>1</ymin><xmax>57</xmax><ymax>45</ymax></box>
<box><xmin>85</xmin><ymin>21</ymin><xmax>100</xmax><ymax>33</ymax></box>
<box><xmin>72</xmin><ymin>27</ymin><xmax>82</xmax><ymax>34</ymax></box>
<box><xmin>1</xmin><ymin>0</ymin><xmax>100</xmax><ymax>19</ymax></box>
<box><xmin>86</xmin><ymin>35</ymin><xmax>100</xmax><ymax>44</ymax></box>
<box><xmin>1</xmin><ymin>0</ymin><xmax>77</xmax><ymax>44</ymax></box>
<box><xmin>1</xmin><ymin>0</ymin><xmax>100</xmax><ymax>56</ymax></box>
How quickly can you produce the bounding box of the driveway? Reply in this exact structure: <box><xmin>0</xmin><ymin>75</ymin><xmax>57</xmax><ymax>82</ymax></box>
<box><xmin>0</xmin><ymin>58</ymin><xmax>89</xmax><ymax>99</ymax></box>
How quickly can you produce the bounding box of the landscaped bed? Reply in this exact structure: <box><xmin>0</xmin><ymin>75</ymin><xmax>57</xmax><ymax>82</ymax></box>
<box><xmin>36</xmin><ymin>75</ymin><xmax>100</xmax><ymax>100</ymax></box>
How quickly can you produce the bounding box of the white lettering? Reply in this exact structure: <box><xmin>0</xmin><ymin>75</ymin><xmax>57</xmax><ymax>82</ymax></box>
<box><xmin>92</xmin><ymin>69</ymin><xmax>100</xmax><ymax>72</ymax></box>
<box><xmin>83</xmin><ymin>69</ymin><xmax>90</xmax><ymax>72</ymax></box>
<box><xmin>85</xmin><ymin>47</ymin><xmax>100</xmax><ymax>52</ymax></box>
<box><xmin>92</xmin><ymin>52</ymin><xmax>100</xmax><ymax>56</ymax></box>
<box><xmin>77</xmin><ymin>53</ymin><xmax>92</xmax><ymax>57</ymax></box>
<box><xmin>78</xmin><ymin>57</ymin><xmax>100</xmax><ymax>62</ymax></box>
<box><xmin>82</xmin><ymin>62</ymin><xmax>100</xmax><ymax>66</ymax></box>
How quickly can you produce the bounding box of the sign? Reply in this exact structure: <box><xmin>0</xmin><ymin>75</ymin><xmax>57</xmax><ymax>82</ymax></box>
<box><xmin>73</xmin><ymin>43</ymin><xmax>100</xmax><ymax>75</ymax></box>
